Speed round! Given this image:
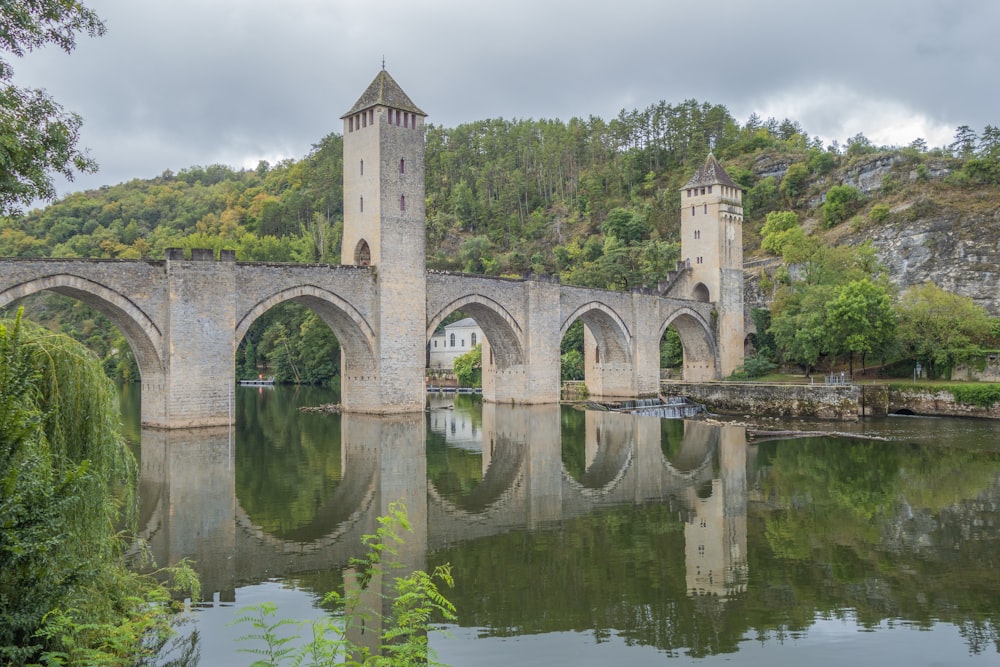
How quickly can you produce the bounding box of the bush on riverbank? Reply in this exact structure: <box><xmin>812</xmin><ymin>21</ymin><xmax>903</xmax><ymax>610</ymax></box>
<box><xmin>0</xmin><ymin>311</ymin><xmax>198</xmax><ymax>666</ymax></box>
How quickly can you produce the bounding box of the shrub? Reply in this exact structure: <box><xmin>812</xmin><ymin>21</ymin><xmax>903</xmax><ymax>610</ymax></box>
<box><xmin>869</xmin><ymin>204</ymin><xmax>891</xmax><ymax>223</ymax></box>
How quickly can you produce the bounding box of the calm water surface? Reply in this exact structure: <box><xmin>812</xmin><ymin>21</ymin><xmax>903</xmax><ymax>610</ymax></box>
<box><xmin>122</xmin><ymin>386</ymin><xmax>1000</xmax><ymax>666</ymax></box>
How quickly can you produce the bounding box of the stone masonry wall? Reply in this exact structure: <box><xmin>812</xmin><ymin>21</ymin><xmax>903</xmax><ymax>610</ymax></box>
<box><xmin>662</xmin><ymin>382</ymin><xmax>860</xmax><ymax>421</ymax></box>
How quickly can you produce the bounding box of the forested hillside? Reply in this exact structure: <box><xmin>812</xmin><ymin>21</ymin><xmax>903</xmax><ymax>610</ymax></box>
<box><xmin>3</xmin><ymin>98</ymin><xmax>1000</xmax><ymax>383</ymax></box>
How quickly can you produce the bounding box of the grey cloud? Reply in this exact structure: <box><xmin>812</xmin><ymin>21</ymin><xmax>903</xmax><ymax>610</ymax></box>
<box><xmin>9</xmin><ymin>0</ymin><xmax>1000</xmax><ymax>202</ymax></box>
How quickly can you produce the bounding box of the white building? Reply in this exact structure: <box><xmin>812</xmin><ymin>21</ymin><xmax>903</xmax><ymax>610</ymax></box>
<box><xmin>428</xmin><ymin>317</ymin><xmax>483</xmax><ymax>369</ymax></box>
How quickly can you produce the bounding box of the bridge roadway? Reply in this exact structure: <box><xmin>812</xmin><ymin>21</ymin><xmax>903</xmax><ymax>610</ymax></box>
<box><xmin>0</xmin><ymin>252</ymin><xmax>719</xmax><ymax>428</ymax></box>
<box><xmin>135</xmin><ymin>404</ymin><xmax>748</xmax><ymax>604</ymax></box>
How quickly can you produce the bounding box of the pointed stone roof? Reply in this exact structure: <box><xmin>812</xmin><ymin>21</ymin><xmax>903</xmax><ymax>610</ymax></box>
<box><xmin>341</xmin><ymin>69</ymin><xmax>426</xmax><ymax>118</ymax></box>
<box><xmin>681</xmin><ymin>153</ymin><xmax>740</xmax><ymax>190</ymax></box>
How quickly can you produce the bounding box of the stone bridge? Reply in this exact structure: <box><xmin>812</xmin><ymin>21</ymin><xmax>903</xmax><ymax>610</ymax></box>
<box><xmin>0</xmin><ymin>253</ymin><xmax>721</xmax><ymax>428</ymax></box>
<box><xmin>135</xmin><ymin>406</ymin><xmax>748</xmax><ymax>602</ymax></box>
<box><xmin>1</xmin><ymin>71</ymin><xmax>746</xmax><ymax>428</ymax></box>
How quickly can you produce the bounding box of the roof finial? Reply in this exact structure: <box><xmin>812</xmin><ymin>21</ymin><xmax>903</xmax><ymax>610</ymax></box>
<box><xmin>382</xmin><ymin>55</ymin><xmax>386</xmax><ymax>70</ymax></box>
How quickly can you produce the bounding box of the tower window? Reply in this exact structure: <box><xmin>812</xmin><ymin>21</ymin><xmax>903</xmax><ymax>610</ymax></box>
<box><xmin>704</xmin><ymin>204</ymin><xmax>707</xmax><ymax>214</ymax></box>
<box><xmin>694</xmin><ymin>230</ymin><xmax>700</xmax><ymax>239</ymax></box>
<box><xmin>404</xmin><ymin>113</ymin><xmax>409</xmax><ymax>128</ymax></box>
<box><xmin>400</xmin><ymin>194</ymin><xmax>406</xmax><ymax>211</ymax></box>
<box><xmin>360</xmin><ymin>196</ymin><xmax>363</xmax><ymax>213</ymax></box>
<box><xmin>369</xmin><ymin>109</ymin><xmax>374</xmax><ymax>125</ymax></box>
<box><xmin>360</xmin><ymin>159</ymin><xmax>363</xmax><ymax>175</ymax></box>
<box><xmin>450</xmin><ymin>333</ymin><xmax>456</xmax><ymax>347</ymax></box>
<box><xmin>707</xmin><ymin>185</ymin><xmax>712</xmax><ymax>193</ymax></box>
<box><xmin>400</xmin><ymin>158</ymin><xmax>405</xmax><ymax>174</ymax></box>
<box><xmin>362</xmin><ymin>113</ymin><xmax>367</xmax><ymax>128</ymax></box>
<box><xmin>471</xmin><ymin>333</ymin><xmax>477</xmax><ymax>346</ymax></box>
<box><xmin>349</xmin><ymin>117</ymin><xmax>354</xmax><ymax>132</ymax></box>
<box><xmin>700</xmin><ymin>187</ymin><xmax>706</xmax><ymax>195</ymax></box>
<box><xmin>691</xmin><ymin>206</ymin><xmax>695</xmax><ymax>216</ymax></box>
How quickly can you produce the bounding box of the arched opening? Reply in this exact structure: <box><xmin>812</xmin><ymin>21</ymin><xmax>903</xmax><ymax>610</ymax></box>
<box><xmin>660</xmin><ymin>309</ymin><xmax>717</xmax><ymax>383</ymax></box>
<box><xmin>427</xmin><ymin>296</ymin><xmax>525</xmax><ymax>402</ymax></box>
<box><xmin>236</xmin><ymin>286</ymin><xmax>377</xmax><ymax>411</ymax></box>
<box><xmin>693</xmin><ymin>282</ymin><xmax>711</xmax><ymax>302</ymax></box>
<box><xmin>236</xmin><ymin>302</ymin><xmax>342</xmax><ymax>394</ymax></box>
<box><xmin>354</xmin><ymin>239</ymin><xmax>371</xmax><ymax>266</ymax></box>
<box><xmin>0</xmin><ymin>276</ymin><xmax>165</xmax><ymax>426</ymax></box>
<box><xmin>560</xmin><ymin>302</ymin><xmax>632</xmax><ymax>399</ymax></box>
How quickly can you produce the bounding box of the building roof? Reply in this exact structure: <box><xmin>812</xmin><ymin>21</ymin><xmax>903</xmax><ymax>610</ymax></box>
<box><xmin>445</xmin><ymin>317</ymin><xmax>479</xmax><ymax>330</ymax></box>
<box><xmin>681</xmin><ymin>153</ymin><xmax>740</xmax><ymax>190</ymax></box>
<box><xmin>341</xmin><ymin>69</ymin><xmax>426</xmax><ymax>118</ymax></box>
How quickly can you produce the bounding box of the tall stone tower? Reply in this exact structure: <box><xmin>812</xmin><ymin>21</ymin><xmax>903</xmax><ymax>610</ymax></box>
<box><xmin>679</xmin><ymin>154</ymin><xmax>745</xmax><ymax>377</ymax></box>
<box><xmin>341</xmin><ymin>69</ymin><xmax>427</xmax><ymax>412</ymax></box>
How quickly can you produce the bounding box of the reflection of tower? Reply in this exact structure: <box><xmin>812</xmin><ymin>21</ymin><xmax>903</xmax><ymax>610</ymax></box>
<box><xmin>341</xmin><ymin>69</ymin><xmax>427</xmax><ymax>412</ymax></box>
<box><xmin>684</xmin><ymin>424</ymin><xmax>747</xmax><ymax>599</ymax></box>
<box><xmin>679</xmin><ymin>154</ymin><xmax>744</xmax><ymax>377</ymax></box>
<box><xmin>341</xmin><ymin>413</ymin><xmax>427</xmax><ymax>656</ymax></box>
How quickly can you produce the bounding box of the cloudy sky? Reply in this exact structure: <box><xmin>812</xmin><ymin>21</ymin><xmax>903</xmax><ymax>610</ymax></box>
<box><xmin>12</xmin><ymin>0</ymin><xmax>1000</xmax><ymax>204</ymax></box>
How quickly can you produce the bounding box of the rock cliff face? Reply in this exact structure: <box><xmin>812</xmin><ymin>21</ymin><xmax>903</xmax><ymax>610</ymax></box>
<box><xmin>856</xmin><ymin>198</ymin><xmax>1000</xmax><ymax>314</ymax></box>
<box><xmin>745</xmin><ymin>150</ymin><xmax>1000</xmax><ymax>316</ymax></box>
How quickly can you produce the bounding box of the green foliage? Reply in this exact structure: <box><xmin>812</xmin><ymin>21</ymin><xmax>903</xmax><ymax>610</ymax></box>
<box><xmin>728</xmin><ymin>353</ymin><xmax>777</xmax><ymax>380</ymax></box>
<box><xmin>601</xmin><ymin>207</ymin><xmax>647</xmax><ymax>244</ymax></box>
<box><xmin>453</xmin><ymin>344</ymin><xmax>482</xmax><ymax>388</ymax></box>
<box><xmin>822</xmin><ymin>185</ymin><xmax>863</xmax><ymax>228</ymax></box>
<box><xmin>744</xmin><ymin>176</ymin><xmax>779</xmax><ymax>221</ymax></box>
<box><xmin>560</xmin><ymin>349</ymin><xmax>584</xmax><ymax>381</ymax></box>
<box><xmin>950</xmin><ymin>384</ymin><xmax>1000</xmax><ymax>408</ymax></box>
<box><xmin>0</xmin><ymin>311</ymin><xmax>197</xmax><ymax>665</ymax></box>
<box><xmin>759</xmin><ymin>210</ymin><xmax>803</xmax><ymax>258</ymax></box>
<box><xmin>779</xmin><ymin>163</ymin><xmax>809</xmax><ymax>200</ymax></box>
<box><xmin>807</xmin><ymin>148</ymin><xmax>836</xmax><ymax>174</ymax></box>
<box><xmin>895</xmin><ymin>282</ymin><xmax>994</xmax><ymax>378</ymax></box>
<box><xmin>0</xmin><ymin>2</ymin><xmax>105</xmax><ymax>214</ymax></box>
<box><xmin>234</xmin><ymin>502</ymin><xmax>455</xmax><ymax>666</ymax></box>
<box><xmin>826</xmin><ymin>278</ymin><xmax>896</xmax><ymax>371</ymax></box>
<box><xmin>660</xmin><ymin>326</ymin><xmax>682</xmax><ymax>368</ymax></box>
<box><xmin>749</xmin><ymin>308</ymin><xmax>775</xmax><ymax>358</ymax></box>
<box><xmin>869</xmin><ymin>203</ymin><xmax>891</xmax><ymax>223</ymax></box>
<box><xmin>238</xmin><ymin>304</ymin><xmax>340</xmax><ymax>385</ymax></box>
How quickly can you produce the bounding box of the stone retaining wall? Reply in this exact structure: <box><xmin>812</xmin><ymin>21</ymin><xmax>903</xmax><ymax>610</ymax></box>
<box><xmin>661</xmin><ymin>382</ymin><xmax>859</xmax><ymax>421</ymax></box>
<box><xmin>885</xmin><ymin>387</ymin><xmax>1000</xmax><ymax>419</ymax></box>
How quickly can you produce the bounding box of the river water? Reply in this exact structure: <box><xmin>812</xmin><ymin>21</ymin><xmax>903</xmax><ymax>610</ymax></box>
<box><xmin>123</xmin><ymin>385</ymin><xmax>1000</xmax><ymax>666</ymax></box>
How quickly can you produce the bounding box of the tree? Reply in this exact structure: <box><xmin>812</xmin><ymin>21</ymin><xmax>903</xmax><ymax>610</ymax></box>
<box><xmin>0</xmin><ymin>311</ymin><xmax>196</xmax><ymax>664</ymax></box>
<box><xmin>779</xmin><ymin>163</ymin><xmax>809</xmax><ymax>200</ymax></box>
<box><xmin>601</xmin><ymin>207</ymin><xmax>647</xmax><ymax>245</ymax></box>
<box><xmin>822</xmin><ymin>185</ymin><xmax>862</xmax><ymax>228</ymax></box>
<box><xmin>453</xmin><ymin>344</ymin><xmax>482</xmax><ymax>388</ymax></box>
<box><xmin>826</xmin><ymin>278</ymin><xmax>896</xmax><ymax>374</ymax></box>
<box><xmin>950</xmin><ymin>124</ymin><xmax>978</xmax><ymax>158</ymax></box>
<box><xmin>0</xmin><ymin>2</ymin><xmax>105</xmax><ymax>214</ymax></box>
<box><xmin>895</xmin><ymin>282</ymin><xmax>993</xmax><ymax>378</ymax></box>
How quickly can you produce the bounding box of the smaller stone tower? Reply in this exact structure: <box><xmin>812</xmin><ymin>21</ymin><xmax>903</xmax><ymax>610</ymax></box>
<box><xmin>680</xmin><ymin>154</ymin><xmax>744</xmax><ymax>377</ymax></box>
<box><xmin>340</xmin><ymin>70</ymin><xmax>428</xmax><ymax>412</ymax></box>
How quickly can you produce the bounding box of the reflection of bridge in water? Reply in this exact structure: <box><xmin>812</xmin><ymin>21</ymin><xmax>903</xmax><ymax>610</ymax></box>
<box><xmin>138</xmin><ymin>405</ymin><xmax>747</xmax><ymax>604</ymax></box>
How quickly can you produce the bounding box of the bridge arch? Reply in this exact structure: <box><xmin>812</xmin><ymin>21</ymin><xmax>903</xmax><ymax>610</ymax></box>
<box><xmin>0</xmin><ymin>274</ymin><xmax>164</xmax><ymax>378</ymax></box>
<box><xmin>236</xmin><ymin>284</ymin><xmax>378</xmax><ymax>371</ymax></box>
<box><xmin>659</xmin><ymin>307</ymin><xmax>718</xmax><ymax>381</ymax></box>
<box><xmin>560</xmin><ymin>301</ymin><xmax>632</xmax><ymax>366</ymax></box>
<box><xmin>427</xmin><ymin>432</ymin><xmax>526</xmax><ymax>515</ymax></box>
<box><xmin>427</xmin><ymin>294</ymin><xmax>524</xmax><ymax>368</ymax></box>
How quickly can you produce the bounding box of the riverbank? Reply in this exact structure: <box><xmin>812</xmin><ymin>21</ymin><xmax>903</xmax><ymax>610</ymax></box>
<box><xmin>659</xmin><ymin>381</ymin><xmax>1000</xmax><ymax>421</ymax></box>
